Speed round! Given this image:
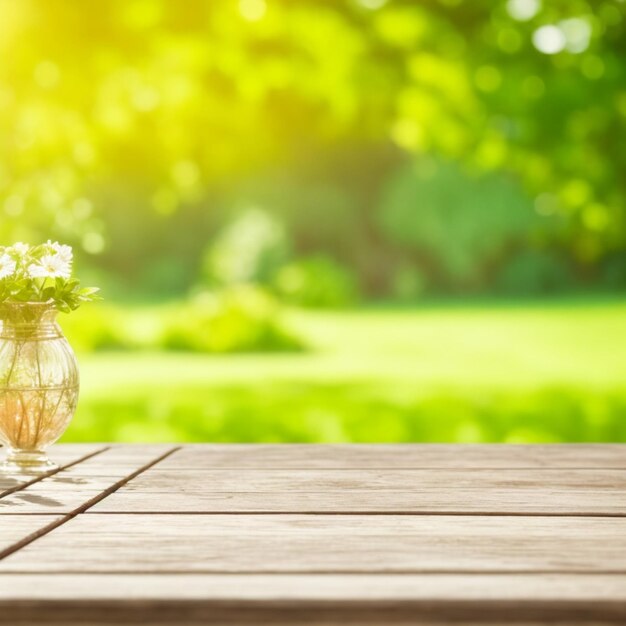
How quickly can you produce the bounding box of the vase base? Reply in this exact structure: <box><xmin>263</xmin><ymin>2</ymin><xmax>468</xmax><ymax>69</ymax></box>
<box><xmin>0</xmin><ymin>449</ymin><xmax>57</xmax><ymax>475</ymax></box>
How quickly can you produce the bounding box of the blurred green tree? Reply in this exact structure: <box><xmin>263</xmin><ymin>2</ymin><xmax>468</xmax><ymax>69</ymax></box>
<box><xmin>0</xmin><ymin>0</ymin><xmax>624</xmax><ymax>294</ymax></box>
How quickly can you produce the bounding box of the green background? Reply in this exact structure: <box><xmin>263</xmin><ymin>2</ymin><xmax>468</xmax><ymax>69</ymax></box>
<box><xmin>1</xmin><ymin>0</ymin><xmax>625</xmax><ymax>442</ymax></box>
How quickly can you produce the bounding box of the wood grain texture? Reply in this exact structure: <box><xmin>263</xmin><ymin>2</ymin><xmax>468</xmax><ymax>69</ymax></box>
<box><xmin>2</xmin><ymin>573</ymin><xmax>626</xmax><ymax>601</ymax></box>
<box><xmin>0</xmin><ymin>445</ymin><xmax>176</xmax><ymax>514</ymax></box>
<box><xmin>1</xmin><ymin>444</ymin><xmax>626</xmax><ymax>625</ymax></box>
<box><xmin>1</xmin><ymin>574</ymin><xmax>626</xmax><ymax>625</ymax></box>
<box><xmin>159</xmin><ymin>444</ymin><xmax>626</xmax><ymax>470</ymax></box>
<box><xmin>2</xmin><ymin>513</ymin><xmax>625</xmax><ymax>573</ymax></box>
<box><xmin>0</xmin><ymin>515</ymin><xmax>61</xmax><ymax>553</ymax></box>
<box><xmin>44</xmin><ymin>444</ymin><xmax>109</xmax><ymax>466</ymax></box>
<box><xmin>90</xmin><ymin>468</ymin><xmax>626</xmax><ymax>515</ymax></box>
<box><xmin>0</xmin><ymin>444</ymin><xmax>105</xmax><ymax>498</ymax></box>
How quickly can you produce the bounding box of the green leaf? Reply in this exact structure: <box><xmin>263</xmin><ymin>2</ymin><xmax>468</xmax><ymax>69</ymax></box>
<box><xmin>78</xmin><ymin>287</ymin><xmax>100</xmax><ymax>296</ymax></box>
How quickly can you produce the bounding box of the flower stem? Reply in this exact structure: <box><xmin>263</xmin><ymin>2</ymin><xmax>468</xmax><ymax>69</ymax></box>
<box><xmin>4</xmin><ymin>339</ymin><xmax>23</xmax><ymax>387</ymax></box>
<box><xmin>33</xmin><ymin>339</ymin><xmax>47</xmax><ymax>448</ymax></box>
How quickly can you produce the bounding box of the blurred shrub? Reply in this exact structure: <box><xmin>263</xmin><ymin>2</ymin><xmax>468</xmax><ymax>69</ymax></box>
<box><xmin>63</xmin><ymin>288</ymin><xmax>303</xmax><ymax>354</ymax></box>
<box><xmin>226</xmin><ymin>178</ymin><xmax>361</xmax><ymax>260</ymax></box>
<box><xmin>66</xmin><ymin>382</ymin><xmax>626</xmax><ymax>444</ymax></box>
<box><xmin>62</xmin><ymin>306</ymin><xmax>130</xmax><ymax>352</ymax></box>
<box><xmin>378</xmin><ymin>160</ymin><xmax>545</xmax><ymax>290</ymax></box>
<box><xmin>496</xmin><ymin>250</ymin><xmax>574</xmax><ymax>295</ymax></box>
<box><xmin>203</xmin><ymin>209</ymin><xmax>289</xmax><ymax>286</ymax></box>
<box><xmin>162</xmin><ymin>286</ymin><xmax>303</xmax><ymax>353</ymax></box>
<box><xmin>272</xmin><ymin>256</ymin><xmax>359</xmax><ymax>308</ymax></box>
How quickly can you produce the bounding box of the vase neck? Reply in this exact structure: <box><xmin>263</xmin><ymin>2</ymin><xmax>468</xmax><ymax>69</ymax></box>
<box><xmin>0</xmin><ymin>303</ymin><xmax>61</xmax><ymax>340</ymax></box>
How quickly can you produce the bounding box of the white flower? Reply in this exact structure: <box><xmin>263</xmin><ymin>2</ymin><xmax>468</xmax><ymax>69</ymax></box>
<box><xmin>47</xmin><ymin>240</ymin><xmax>73</xmax><ymax>264</ymax></box>
<box><xmin>10</xmin><ymin>242</ymin><xmax>30</xmax><ymax>256</ymax></box>
<box><xmin>28</xmin><ymin>255</ymin><xmax>72</xmax><ymax>279</ymax></box>
<box><xmin>0</xmin><ymin>253</ymin><xmax>16</xmax><ymax>279</ymax></box>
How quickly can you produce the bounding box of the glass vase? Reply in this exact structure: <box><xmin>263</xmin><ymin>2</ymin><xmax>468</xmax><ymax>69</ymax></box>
<box><xmin>0</xmin><ymin>302</ymin><xmax>79</xmax><ymax>474</ymax></box>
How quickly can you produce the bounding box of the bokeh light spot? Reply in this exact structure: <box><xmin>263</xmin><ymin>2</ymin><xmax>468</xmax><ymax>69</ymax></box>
<box><xmin>560</xmin><ymin>17</ymin><xmax>592</xmax><ymax>54</ymax></box>
<box><xmin>582</xmin><ymin>203</ymin><xmax>610</xmax><ymax>232</ymax></box>
<box><xmin>391</xmin><ymin>119</ymin><xmax>425</xmax><ymax>151</ymax></box>
<box><xmin>532</xmin><ymin>25</ymin><xmax>566</xmax><ymax>54</ymax></box>
<box><xmin>82</xmin><ymin>232</ymin><xmax>106</xmax><ymax>254</ymax></box>
<box><xmin>506</xmin><ymin>0</ymin><xmax>541</xmax><ymax>22</ymax></box>
<box><xmin>132</xmin><ymin>86</ymin><xmax>160</xmax><ymax>112</ymax></box>
<box><xmin>562</xmin><ymin>179</ymin><xmax>592</xmax><ymax>208</ymax></box>
<box><xmin>357</xmin><ymin>0</ymin><xmax>388</xmax><ymax>10</ymax></box>
<box><xmin>239</xmin><ymin>0</ymin><xmax>266</xmax><ymax>22</ymax></box>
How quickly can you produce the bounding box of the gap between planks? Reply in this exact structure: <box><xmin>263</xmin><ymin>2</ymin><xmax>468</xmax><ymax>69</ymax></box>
<box><xmin>4</xmin><ymin>569</ymin><xmax>626</xmax><ymax>576</ymax></box>
<box><xmin>0</xmin><ymin>446</ymin><xmax>109</xmax><ymax>502</ymax></box>
<box><xmin>82</xmin><ymin>510</ymin><xmax>626</xmax><ymax>517</ymax></box>
<box><xmin>106</xmin><ymin>467</ymin><xmax>626</xmax><ymax>471</ymax></box>
<box><xmin>0</xmin><ymin>446</ymin><xmax>180</xmax><ymax>562</ymax></box>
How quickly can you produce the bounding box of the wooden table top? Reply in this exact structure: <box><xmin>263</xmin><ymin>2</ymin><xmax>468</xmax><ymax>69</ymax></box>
<box><xmin>0</xmin><ymin>443</ymin><xmax>625</xmax><ymax>625</ymax></box>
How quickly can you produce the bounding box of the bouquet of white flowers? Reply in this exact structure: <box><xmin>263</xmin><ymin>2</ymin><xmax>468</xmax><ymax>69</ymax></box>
<box><xmin>0</xmin><ymin>241</ymin><xmax>99</xmax><ymax>473</ymax></box>
<box><xmin>0</xmin><ymin>241</ymin><xmax>100</xmax><ymax>312</ymax></box>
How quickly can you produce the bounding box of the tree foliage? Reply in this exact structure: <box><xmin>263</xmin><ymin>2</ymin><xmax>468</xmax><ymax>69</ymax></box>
<box><xmin>0</xmin><ymin>0</ymin><xmax>624</xmax><ymax>293</ymax></box>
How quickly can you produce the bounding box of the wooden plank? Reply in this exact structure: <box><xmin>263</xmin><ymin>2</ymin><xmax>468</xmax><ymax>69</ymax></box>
<box><xmin>0</xmin><ymin>445</ymin><xmax>176</xmax><ymax>514</ymax></box>
<box><xmin>0</xmin><ymin>444</ymin><xmax>106</xmax><ymax>497</ymax></box>
<box><xmin>0</xmin><ymin>574</ymin><xmax>625</xmax><ymax>625</ymax></box>
<box><xmin>90</xmin><ymin>468</ymin><xmax>626</xmax><ymax>515</ymax></box>
<box><xmin>0</xmin><ymin>515</ymin><xmax>61</xmax><ymax>553</ymax></box>
<box><xmin>43</xmin><ymin>444</ymin><xmax>109</xmax><ymax>466</ymax></box>
<box><xmin>159</xmin><ymin>444</ymin><xmax>626</xmax><ymax>470</ymax></box>
<box><xmin>2</xmin><ymin>572</ymin><xmax>626</xmax><ymax>602</ymax></box>
<box><xmin>1</xmin><ymin>514</ymin><xmax>625</xmax><ymax>573</ymax></box>
<box><xmin>2</xmin><ymin>445</ymin><xmax>625</xmax><ymax>624</ymax></box>
<box><xmin>0</xmin><ymin>446</ymin><xmax>106</xmax><ymax>557</ymax></box>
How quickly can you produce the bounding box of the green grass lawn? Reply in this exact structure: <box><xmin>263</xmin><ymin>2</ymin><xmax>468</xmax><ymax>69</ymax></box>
<box><xmin>62</xmin><ymin>299</ymin><xmax>626</xmax><ymax>443</ymax></box>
